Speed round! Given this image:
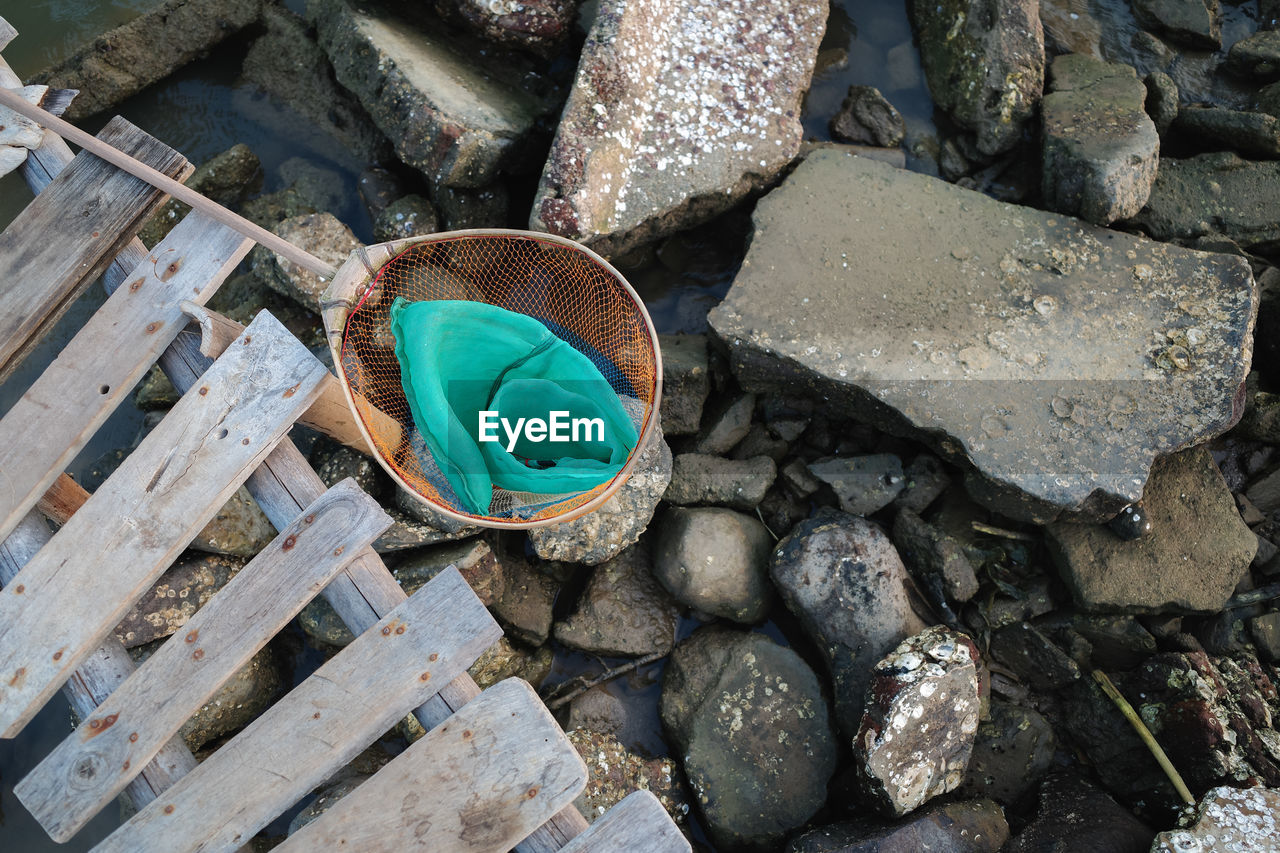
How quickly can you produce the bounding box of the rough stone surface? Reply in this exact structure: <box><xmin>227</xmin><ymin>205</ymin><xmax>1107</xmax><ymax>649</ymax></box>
<box><xmin>709</xmin><ymin>151</ymin><xmax>1257</xmax><ymax>524</ymax></box>
<box><xmin>287</xmin><ymin>775</ymin><xmax>367</xmax><ymax>837</ymax></box>
<box><xmin>1046</xmin><ymin>447</ymin><xmax>1257</xmax><ymax>613</ymax></box>
<box><xmin>661</xmin><ymin>627</ymin><xmax>836</xmax><ymax>850</ymax></box>
<box><xmin>393</xmin><ymin>538</ymin><xmax>505</xmax><ymax>605</ymax></box>
<box><xmin>894</xmin><ymin>454</ymin><xmax>951</xmax><ymax>513</ymax></box>
<box><xmin>311</xmin><ymin>0</ymin><xmax>550</xmax><ymax>187</ymax></box>
<box><xmin>961</xmin><ymin>700</ymin><xmax>1055</xmax><ymax>806</ymax></box>
<box><xmin>554</xmin><ymin>542</ymin><xmax>680</xmax><ymax>656</ymax></box>
<box><xmin>141</xmin><ymin>143</ymin><xmax>263</xmax><ymax>246</ymax></box>
<box><xmin>786</xmin><ymin>799</ymin><xmax>1010</xmax><ymax>853</ymax></box>
<box><xmin>114</xmin><ymin>553</ymin><xmax>245</xmax><ymax>648</ymax></box>
<box><xmin>528</xmin><ymin>421</ymin><xmax>672</xmax><ymax>565</ymax></box>
<box><xmin>1041</xmin><ymin>54</ymin><xmax>1159</xmax><ymax>225</ymax></box>
<box><xmin>854</xmin><ymin>626</ymin><xmax>982</xmax><ymax>817</ymax></box>
<box><xmin>435</xmin><ymin>0</ymin><xmax>578</xmax><ymax>54</ymax></box>
<box><xmin>1131</xmin><ymin>0</ymin><xmax>1221</xmax><ymax>50</ymax></box>
<box><xmin>771</xmin><ymin>511</ymin><xmax>927</xmax><ymax>737</ymax></box>
<box><xmin>490</xmin><ymin>552</ymin><xmax>558</xmax><ymax>646</ymax></box>
<box><xmin>372</xmin><ymin>194</ymin><xmax>439</xmax><ymax>243</ymax></box>
<box><xmin>1132</xmin><ymin>152</ymin><xmax>1280</xmax><ymax>253</ymax></box>
<box><xmin>190</xmin><ymin>486</ymin><xmax>277</xmax><ymax>557</ymax></box>
<box><xmin>310</xmin><ymin>443</ymin><xmax>389</xmax><ymax>500</ymax></box>
<box><xmin>695</xmin><ymin>393</ymin><xmax>755</xmax><ymax>455</ymax></box>
<box><xmin>529</xmin><ymin>0</ymin><xmax>826</xmax><ymax>255</ymax></box>
<box><xmin>892</xmin><ymin>508</ymin><xmax>979</xmax><ymax>603</ymax></box>
<box><xmin>432</xmin><ymin>184</ymin><xmax>511</xmax><ymax>229</ymax></box>
<box><xmin>30</xmin><ymin>0</ymin><xmax>261</xmax><ymax>120</ymax></box>
<box><xmin>808</xmin><ymin>454</ymin><xmax>905</xmax><ymax>516</ymax></box>
<box><xmin>1145</xmin><ymin>71</ymin><xmax>1179</xmax><ymax>136</ymax></box>
<box><xmin>373</xmin><ymin>505</ymin><xmax>480</xmax><ymax>552</ymax></box>
<box><xmin>652</xmin><ymin>506</ymin><xmax>774</xmax><ymax>623</ymax></box>
<box><xmin>1004</xmin><ymin>772</ymin><xmax>1153</xmax><ymax>853</ymax></box>
<box><xmin>566</xmin><ymin>728</ymin><xmax>687</xmax><ymax>826</ymax></box>
<box><xmin>465</xmin><ymin>636</ymin><xmax>553</xmax><ymax>690</ymax></box>
<box><xmin>910</xmin><ymin>0</ymin><xmax>1044</xmax><ymax>156</ymax></box>
<box><xmin>1152</xmin><ymin>785</ymin><xmax>1280</xmax><ymax>852</ymax></box>
<box><xmin>1174</xmin><ymin>107</ymin><xmax>1280</xmax><ymax>159</ymax></box>
<box><xmin>254</xmin><ymin>212</ymin><xmax>361</xmax><ymax>313</ymax></box>
<box><xmin>990</xmin><ymin>622</ymin><xmax>1082</xmax><ymax>692</ymax></box>
<box><xmin>664</xmin><ymin>453</ymin><xmax>776</xmax><ymax>510</ymax></box>
<box><xmin>829</xmin><ymin>85</ymin><xmax>906</xmax><ymax>148</ymax></box>
<box><xmin>1227</xmin><ymin>30</ymin><xmax>1280</xmax><ymax>81</ymax></box>
<box><xmin>658</xmin><ymin>333</ymin><xmax>710</xmax><ymax>435</ymax></box>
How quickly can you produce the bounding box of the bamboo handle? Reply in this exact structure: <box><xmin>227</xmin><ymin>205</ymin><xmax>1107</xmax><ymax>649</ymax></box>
<box><xmin>0</xmin><ymin>85</ymin><xmax>338</xmax><ymax>279</ymax></box>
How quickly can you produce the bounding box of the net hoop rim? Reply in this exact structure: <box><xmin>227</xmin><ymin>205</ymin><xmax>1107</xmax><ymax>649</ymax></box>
<box><xmin>327</xmin><ymin>228</ymin><xmax>663</xmax><ymax>530</ymax></box>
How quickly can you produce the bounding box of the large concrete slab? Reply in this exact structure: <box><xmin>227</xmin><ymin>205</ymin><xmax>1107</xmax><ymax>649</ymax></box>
<box><xmin>708</xmin><ymin>150</ymin><xmax>1258</xmax><ymax>522</ymax></box>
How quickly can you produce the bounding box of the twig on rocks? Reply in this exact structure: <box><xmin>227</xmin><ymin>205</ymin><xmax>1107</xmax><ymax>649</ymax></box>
<box><xmin>545</xmin><ymin>650</ymin><xmax>667</xmax><ymax>711</ymax></box>
<box><xmin>756</xmin><ymin>507</ymin><xmax>779</xmax><ymax>541</ymax></box>
<box><xmin>970</xmin><ymin>521</ymin><xmax>1037</xmax><ymax>542</ymax></box>
<box><xmin>1092</xmin><ymin>669</ymin><xmax>1195</xmax><ymax>806</ymax></box>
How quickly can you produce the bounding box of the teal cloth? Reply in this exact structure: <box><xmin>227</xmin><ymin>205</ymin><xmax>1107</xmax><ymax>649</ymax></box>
<box><xmin>391</xmin><ymin>298</ymin><xmax>638</xmax><ymax>515</ymax></box>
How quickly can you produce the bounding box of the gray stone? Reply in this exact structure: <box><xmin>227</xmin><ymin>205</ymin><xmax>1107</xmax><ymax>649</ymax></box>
<box><xmin>1227</xmin><ymin>30</ymin><xmax>1280</xmax><ymax>81</ymax></box>
<box><xmin>695</xmin><ymin>393</ymin><xmax>755</xmax><ymax>455</ymax></box>
<box><xmin>134</xmin><ymin>366</ymin><xmax>179</xmax><ymax>411</ymax></box>
<box><xmin>30</xmin><ymin>0</ymin><xmax>261</xmax><ymax>121</ymax></box>
<box><xmin>894</xmin><ymin>454</ymin><xmax>951</xmax><ymax>513</ymax></box>
<box><xmin>854</xmin><ymin>626</ymin><xmax>982</xmax><ymax>817</ymax></box>
<box><xmin>372</xmin><ymin>194</ymin><xmax>439</xmax><ymax>243</ymax></box>
<box><xmin>1174</xmin><ymin>107</ymin><xmax>1280</xmax><ymax>159</ymax></box>
<box><xmin>431</xmin><ymin>184</ymin><xmax>511</xmax><ymax>230</ymax></box>
<box><xmin>1145</xmin><ymin>71</ymin><xmax>1179</xmax><ymax>136</ymax></box>
<box><xmin>1041</xmin><ymin>54</ymin><xmax>1159</xmax><ymax>225</ymax></box>
<box><xmin>310</xmin><ymin>443</ymin><xmax>388</xmax><ymax>501</ymax></box>
<box><xmin>466</xmin><ymin>636</ymin><xmax>553</xmax><ymax>690</ymax></box>
<box><xmin>661</xmin><ymin>627</ymin><xmax>836</xmax><ymax>850</ymax></box>
<box><xmin>779</xmin><ymin>457</ymin><xmax>822</xmax><ymax>499</ymax></box>
<box><xmin>189</xmin><ymin>485</ymin><xmax>276</xmax><ymax>558</ymax></box>
<box><xmin>657</xmin><ymin>333</ymin><xmax>710</xmax><ymax>435</ymax></box>
<box><xmin>786</xmin><ymin>799</ymin><xmax>1009</xmax><ymax>853</ymax></box>
<box><xmin>288</xmin><ymin>775</ymin><xmax>367</xmax><ymax>837</ymax></box>
<box><xmin>1004</xmin><ymin>772</ymin><xmax>1153</xmax><ymax>853</ymax></box>
<box><xmin>709</xmin><ymin>151</ymin><xmax>1257</xmax><ymax>524</ymax></box>
<box><xmin>239</xmin><ymin>185</ymin><xmax>318</xmax><ymax>230</ymax></box>
<box><xmin>1067</xmin><ymin>613</ymin><xmax>1158</xmax><ymax>669</ymax></box>
<box><xmin>1153</xmin><ymin>786</ymin><xmax>1280</xmax><ymax>853</ymax></box>
<box><xmin>652</xmin><ymin>506</ymin><xmax>774</xmax><ymax>623</ymax></box>
<box><xmin>278</xmin><ymin>157</ymin><xmax>347</xmax><ymax>215</ymax></box>
<box><xmin>555</xmin><ymin>542</ymin><xmax>679</xmax><ymax>656</ymax></box>
<box><xmin>393</xmin><ymin>538</ymin><xmax>505</xmax><ymax>606</ymax></box>
<box><xmin>373</xmin><ymin>505</ymin><xmax>481</xmax><ymax>553</ymax></box>
<box><xmin>566</xmin><ymin>728</ymin><xmax>687</xmax><ymax>827</ymax></box>
<box><xmin>989</xmin><ymin>622</ymin><xmax>1081</xmax><ymax>692</ymax></box>
<box><xmin>357</xmin><ymin>167</ymin><xmax>406</xmax><ymax>220</ymax></box>
<box><xmin>141</xmin><ymin>143</ymin><xmax>264</xmax><ymax>245</ymax></box>
<box><xmin>664</xmin><ymin>453</ymin><xmax>776</xmax><ymax>510</ymax></box>
<box><xmin>911</xmin><ymin>0</ymin><xmax>1044</xmax><ymax>156</ymax></box>
<box><xmin>530</xmin><ymin>0</ymin><xmax>826</xmax><ymax>255</ymax></box>
<box><xmin>731</xmin><ymin>424</ymin><xmax>790</xmax><ymax>462</ymax></box>
<box><xmin>568</xmin><ymin>687</ymin><xmax>630</xmax><ymax>741</ymax></box>
<box><xmin>435</xmin><ymin>0</ymin><xmax>578</xmax><ymax>54</ymax></box>
<box><xmin>114</xmin><ymin>553</ymin><xmax>245</xmax><ymax>648</ymax></box>
<box><xmin>393</xmin><ymin>486</ymin><xmax>479</xmax><ymax>534</ymax></box>
<box><xmin>808</xmin><ymin>454</ymin><xmax>904</xmax><ymax>516</ymax></box>
<box><xmin>771</xmin><ymin>511</ymin><xmax>928</xmax><ymax>737</ymax></box>
<box><xmin>311</xmin><ymin>0</ymin><xmax>549</xmax><ymax>187</ymax></box>
<box><xmin>528</xmin><ymin>421</ymin><xmax>672</xmax><ymax>565</ymax></box>
<box><xmin>1047</xmin><ymin>447</ymin><xmax>1257</xmax><ymax>613</ymax></box>
<box><xmin>960</xmin><ymin>700</ymin><xmax>1054</xmax><ymax>806</ymax></box>
<box><xmin>490</xmin><ymin>553</ymin><xmax>558</xmax><ymax>646</ymax></box>
<box><xmin>1132</xmin><ymin>152</ymin><xmax>1280</xmax><ymax>253</ymax></box>
<box><xmin>830</xmin><ymin>86</ymin><xmax>906</xmax><ymax>148</ymax></box>
<box><xmin>892</xmin><ymin>508</ymin><xmax>979</xmax><ymax>603</ymax></box>
<box><xmin>253</xmin><ymin>212</ymin><xmax>361</xmax><ymax>313</ymax></box>
<box><xmin>1131</xmin><ymin>0</ymin><xmax>1221</xmax><ymax>50</ymax></box>
<box><xmin>1249</xmin><ymin>612</ymin><xmax>1280</xmax><ymax>661</ymax></box>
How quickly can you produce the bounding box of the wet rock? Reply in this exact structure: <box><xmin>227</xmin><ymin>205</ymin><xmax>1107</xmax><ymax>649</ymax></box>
<box><xmin>490</xmin><ymin>553</ymin><xmax>558</xmax><ymax>646</ymax></box>
<box><xmin>1250</xmin><ymin>611</ymin><xmax>1280</xmax><ymax>661</ymax></box>
<box><xmin>311</xmin><ymin>0</ymin><xmax>550</xmax><ymax>187</ymax></box>
<box><xmin>652</xmin><ymin>507</ymin><xmax>774</xmax><ymax>623</ymax></box>
<box><xmin>242</xmin><ymin>5</ymin><xmax>388</xmax><ymax>162</ymax></box>
<box><xmin>808</xmin><ymin>454</ymin><xmax>905</xmax><ymax>516</ymax></box>
<box><xmin>892</xmin><ymin>508</ymin><xmax>979</xmax><ymax>603</ymax></box>
<box><xmin>771</xmin><ymin>511</ymin><xmax>928</xmax><ymax>737</ymax></box>
<box><xmin>392</xmin><ymin>538</ymin><xmax>505</xmax><ymax>606</ymax></box>
<box><xmin>297</xmin><ymin>596</ymin><xmax>356</xmax><ymax>648</ymax></box>
<box><xmin>134</xmin><ymin>366</ymin><xmax>179</xmax><ymax>411</ymax></box>
<box><xmin>555</xmin><ymin>542</ymin><xmax>679</xmax><ymax>657</ymax></box>
<box><xmin>431</xmin><ymin>184</ymin><xmax>511</xmax><ymax>229</ymax></box>
<box><xmin>1174</xmin><ymin>107</ymin><xmax>1280</xmax><ymax>159</ymax></box>
<box><xmin>1131</xmin><ymin>0</ymin><xmax>1221</xmax><ymax>50</ymax></box>
<box><xmin>30</xmin><ymin>0</ymin><xmax>261</xmax><ymax>121</ymax></box>
<box><xmin>779</xmin><ymin>457</ymin><xmax>822</xmax><ymax>499</ymax></box>
<box><xmin>1046</xmin><ymin>447</ymin><xmax>1256</xmax><ymax>613</ymax></box>
<box><xmin>115</xmin><ymin>553</ymin><xmax>245</xmax><ymax>648</ymax></box>
<box><xmin>960</xmin><ymin>700</ymin><xmax>1054</xmax><ymax>806</ymax></box>
<box><xmin>435</xmin><ymin>0</ymin><xmax>578</xmax><ymax>54</ymax></box>
<box><xmin>1067</xmin><ymin>613</ymin><xmax>1158</xmax><ymax>669</ymax></box>
<box><xmin>530</xmin><ymin>0</ymin><xmax>825</xmax><ymax>255</ymax></box>
<box><xmin>374</xmin><ymin>505</ymin><xmax>481</xmax><ymax>552</ymax></box>
<box><xmin>661</xmin><ymin>627</ymin><xmax>836</xmax><ymax>850</ymax></box>
<box><xmin>695</xmin><ymin>392</ymin><xmax>755</xmax><ymax>455</ymax></box>
<box><xmin>1227</xmin><ymin>30</ymin><xmax>1280</xmax><ymax>81</ymax></box>
<box><xmin>1153</xmin><ymin>785</ymin><xmax>1280</xmax><ymax>852</ymax></box>
<box><xmin>372</xmin><ymin>194</ymin><xmax>439</xmax><ymax>243</ymax></box>
<box><xmin>829</xmin><ymin>86</ymin><xmax>906</xmax><ymax>148</ymax></box>
<box><xmin>664</xmin><ymin>453</ymin><xmax>776</xmax><ymax>510</ymax></box>
<box><xmin>357</xmin><ymin>167</ymin><xmax>405</xmax><ymax>220</ymax></box>
<box><xmin>141</xmin><ymin>143</ymin><xmax>263</xmax><ymax>245</ymax></box>
<box><xmin>1145</xmin><ymin>71</ymin><xmax>1179</xmax><ymax>136</ymax></box>
<box><xmin>309</xmin><ymin>442</ymin><xmax>389</xmax><ymax>500</ymax></box>
<box><xmin>1041</xmin><ymin>54</ymin><xmax>1159</xmax><ymax>225</ymax></box>
<box><xmin>911</xmin><ymin>0</ymin><xmax>1044</xmax><ymax>156</ymax></box>
<box><xmin>528</xmin><ymin>421</ymin><xmax>672</xmax><ymax>565</ymax></box>
<box><xmin>253</xmin><ymin>212</ymin><xmax>361</xmax><ymax>313</ymax></box>
<box><xmin>190</xmin><ymin>486</ymin><xmax>276</xmax><ymax>557</ymax></box>
<box><xmin>239</xmin><ymin>185</ymin><xmax>318</xmax><ymax>230</ymax></box>
<box><xmin>787</xmin><ymin>799</ymin><xmax>1009</xmax><ymax>853</ymax></box>
<box><xmin>854</xmin><ymin>626</ymin><xmax>982</xmax><ymax>817</ymax></box>
<box><xmin>566</xmin><ymin>728</ymin><xmax>687</xmax><ymax>826</ymax></box>
<box><xmin>894</xmin><ymin>454</ymin><xmax>951</xmax><ymax>514</ymax></box>
<box><xmin>466</xmin><ymin>636</ymin><xmax>553</xmax><ymax>689</ymax></box>
<box><xmin>1004</xmin><ymin>772</ymin><xmax>1153</xmax><ymax>853</ymax></box>
<box><xmin>1131</xmin><ymin>152</ymin><xmax>1280</xmax><ymax>253</ymax></box>
<box><xmin>658</xmin><ymin>333</ymin><xmax>710</xmax><ymax>435</ymax></box>
<box><xmin>710</xmin><ymin>151</ymin><xmax>1256</xmax><ymax>524</ymax></box>
<box><xmin>1108</xmin><ymin>501</ymin><xmax>1154</xmax><ymax>541</ymax></box>
<box><xmin>278</xmin><ymin>158</ymin><xmax>347</xmax><ymax>215</ymax></box>
<box><xmin>732</xmin><ymin>425</ymin><xmax>791</xmax><ymax>462</ymax></box>
<box><xmin>567</xmin><ymin>686</ymin><xmax>631</xmax><ymax>741</ymax></box>
<box><xmin>990</xmin><ymin>622</ymin><xmax>1081</xmax><ymax>691</ymax></box>
<box><xmin>287</xmin><ymin>775</ymin><xmax>367</xmax><ymax>836</ymax></box>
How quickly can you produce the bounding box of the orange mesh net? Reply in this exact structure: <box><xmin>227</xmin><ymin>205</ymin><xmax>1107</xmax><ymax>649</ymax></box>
<box><xmin>339</xmin><ymin>233</ymin><xmax>659</xmax><ymax>526</ymax></box>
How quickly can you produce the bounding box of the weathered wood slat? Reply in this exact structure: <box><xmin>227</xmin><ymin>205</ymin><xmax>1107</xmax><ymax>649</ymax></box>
<box><xmin>0</xmin><ymin>211</ymin><xmax>252</xmax><ymax>545</ymax></box>
<box><xmin>0</xmin><ymin>115</ymin><xmax>191</xmax><ymax>382</ymax></box>
<box><xmin>278</xmin><ymin>678</ymin><xmax>588</xmax><ymax>853</ymax></box>
<box><xmin>0</xmin><ymin>15</ymin><xmax>16</xmax><ymax>50</ymax></box>
<box><xmin>17</xmin><ymin>479</ymin><xmax>393</xmax><ymax>841</ymax></box>
<box><xmin>93</xmin><ymin>568</ymin><xmax>501</xmax><ymax>853</ymax></box>
<box><xmin>557</xmin><ymin>791</ymin><xmax>690</xmax><ymax>853</ymax></box>
<box><xmin>0</xmin><ymin>311</ymin><xmax>327</xmax><ymax>738</ymax></box>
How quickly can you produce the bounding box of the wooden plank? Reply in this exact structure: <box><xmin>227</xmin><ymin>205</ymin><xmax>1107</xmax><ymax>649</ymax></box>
<box><xmin>0</xmin><ymin>212</ymin><xmax>252</xmax><ymax>545</ymax></box>
<box><xmin>0</xmin><ymin>15</ymin><xmax>15</xmax><ymax>50</ymax></box>
<box><xmin>93</xmin><ymin>568</ymin><xmax>501</xmax><ymax>853</ymax></box>
<box><xmin>0</xmin><ymin>115</ymin><xmax>191</xmax><ymax>382</ymax></box>
<box><xmin>17</xmin><ymin>478</ymin><xmax>392</xmax><ymax>841</ymax></box>
<box><xmin>0</xmin><ymin>509</ymin><xmax>199</xmax><ymax>812</ymax></box>
<box><xmin>0</xmin><ymin>311</ymin><xmax>327</xmax><ymax>739</ymax></box>
<box><xmin>558</xmin><ymin>791</ymin><xmax>690</xmax><ymax>853</ymax></box>
<box><xmin>155</xmin><ymin>308</ymin><xmax>596</xmax><ymax>851</ymax></box>
<box><xmin>278</xmin><ymin>678</ymin><xmax>588</xmax><ymax>853</ymax></box>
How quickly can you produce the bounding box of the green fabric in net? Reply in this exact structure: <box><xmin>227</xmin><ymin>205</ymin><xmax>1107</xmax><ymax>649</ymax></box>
<box><xmin>391</xmin><ymin>298</ymin><xmax>639</xmax><ymax>516</ymax></box>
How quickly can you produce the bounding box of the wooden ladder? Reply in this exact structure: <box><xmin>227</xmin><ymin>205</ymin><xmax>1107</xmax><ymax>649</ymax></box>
<box><xmin>0</xmin><ymin>21</ymin><xmax>687</xmax><ymax>853</ymax></box>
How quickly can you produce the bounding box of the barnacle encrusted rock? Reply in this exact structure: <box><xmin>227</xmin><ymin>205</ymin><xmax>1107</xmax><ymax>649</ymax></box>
<box><xmin>854</xmin><ymin>626</ymin><xmax>982</xmax><ymax>817</ymax></box>
<box><xmin>709</xmin><ymin>150</ymin><xmax>1258</xmax><ymax>523</ymax></box>
<box><xmin>530</xmin><ymin>0</ymin><xmax>826</xmax><ymax>256</ymax></box>
<box><xmin>1152</xmin><ymin>786</ymin><xmax>1280</xmax><ymax>852</ymax></box>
